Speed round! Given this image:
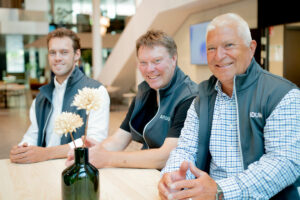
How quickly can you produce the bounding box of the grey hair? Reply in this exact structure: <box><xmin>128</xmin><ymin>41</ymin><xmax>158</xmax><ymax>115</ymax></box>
<box><xmin>206</xmin><ymin>13</ymin><xmax>252</xmax><ymax>46</ymax></box>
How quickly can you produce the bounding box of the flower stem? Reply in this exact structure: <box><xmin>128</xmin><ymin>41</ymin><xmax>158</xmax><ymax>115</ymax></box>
<box><xmin>70</xmin><ymin>132</ymin><xmax>76</xmax><ymax>148</ymax></box>
<box><xmin>83</xmin><ymin>113</ymin><xmax>89</xmax><ymax>147</ymax></box>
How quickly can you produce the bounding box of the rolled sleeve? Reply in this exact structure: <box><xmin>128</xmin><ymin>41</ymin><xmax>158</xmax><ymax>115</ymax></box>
<box><xmin>84</xmin><ymin>85</ymin><xmax>110</xmax><ymax>142</ymax></box>
<box><xmin>217</xmin><ymin>89</ymin><xmax>300</xmax><ymax>199</ymax></box>
<box><xmin>19</xmin><ymin>99</ymin><xmax>38</xmax><ymax>146</ymax></box>
<box><xmin>67</xmin><ymin>85</ymin><xmax>110</xmax><ymax>148</ymax></box>
<box><xmin>161</xmin><ymin>100</ymin><xmax>199</xmax><ymax>180</ymax></box>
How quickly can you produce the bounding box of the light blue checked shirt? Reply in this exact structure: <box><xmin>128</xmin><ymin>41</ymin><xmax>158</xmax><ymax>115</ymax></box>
<box><xmin>162</xmin><ymin>82</ymin><xmax>300</xmax><ymax>200</ymax></box>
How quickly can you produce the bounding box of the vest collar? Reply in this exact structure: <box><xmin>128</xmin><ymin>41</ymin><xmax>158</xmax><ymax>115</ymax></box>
<box><xmin>138</xmin><ymin>66</ymin><xmax>184</xmax><ymax>97</ymax></box>
<box><xmin>202</xmin><ymin>58</ymin><xmax>262</xmax><ymax>96</ymax></box>
<box><xmin>54</xmin><ymin>75</ymin><xmax>68</xmax><ymax>89</ymax></box>
<box><xmin>39</xmin><ymin>67</ymin><xmax>84</xmax><ymax>102</ymax></box>
<box><xmin>235</xmin><ymin>58</ymin><xmax>261</xmax><ymax>92</ymax></box>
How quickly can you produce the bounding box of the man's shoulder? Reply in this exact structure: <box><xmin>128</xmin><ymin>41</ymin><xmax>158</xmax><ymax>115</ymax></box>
<box><xmin>260</xmin><ymin>69</ymin><xmax>296</xmax><ymax>86</ymax></box>
<box><xmin>35</xmin><ymin>82</ymin><xmax>53</xmax><ymax>102</ymax></box>
<box><xmin>69</xmin><ymin>67</ymin><xmax>102</xmax><ymax>88</ymax></box>
<box><xmin>170</xmin><ymin>68</ymin><xmax>198</xmax><ymax>96</ymax></box>
<box><xmin>196</xmin><ymin>76</ymin><xmax>217</xmax><ymax>95</ymax></box>
<box><xmin>79</xmin><ymin>75</ymin><xmax>102</xmax><ymax>88</ymax></box>
<box><xmin>178</xmin><ymin>77</ymin><xmax>198</xmax><ymax>95</ymax></box>
<box><xmin>258</xmin><ymin>70</ymin><xmax>298</xmax><ymax>93</ymax></box>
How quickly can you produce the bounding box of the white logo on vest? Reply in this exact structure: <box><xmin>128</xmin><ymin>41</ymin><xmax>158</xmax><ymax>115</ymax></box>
<box><xmin>250</xmin><ymin>112</ymin><xmax>263</xmax><ymax>118</ymax></box>
<box><xmin>160</xmin><ymin>115</ymin><xmax>170</xmax><ymax>121</ymax></box>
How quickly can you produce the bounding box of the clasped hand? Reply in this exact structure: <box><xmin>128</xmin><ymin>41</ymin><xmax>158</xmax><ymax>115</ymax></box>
<box><xmin>10</xmin><ymin>143</ymin><xmax>48</xmax><ymax>163</ymax></box>
<box><xmin>158</xmin><ymin>161</ymin><xmax>217</xmax><ymax>200</ymax></box>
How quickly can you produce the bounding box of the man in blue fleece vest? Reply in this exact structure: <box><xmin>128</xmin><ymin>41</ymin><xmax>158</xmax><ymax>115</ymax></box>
<box><xmin>10</xmin><ymin>28</ymin><xmax>109</xmax><ymax>164</ymax></box>
<box><xmin>159</xmin><ymin>13</ymin><xmax>299</xmax><ymax>200</ymax></box>
<box><xmin>66</xmin><ymin>30</ymin><xmax>198</xmax><ymax>170</ymax></box>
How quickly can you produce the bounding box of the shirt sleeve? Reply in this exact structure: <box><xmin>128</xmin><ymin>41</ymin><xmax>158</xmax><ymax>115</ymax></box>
<box><xmin>69</xmin><ymin>85</ymin><xmax>110</xmax><ymax>148</ymax></box>
<box><xmin>161</xmin><ymin>100</ymin><xmax>199</xmax><ymax>179</ymax></box>
<box><xmin>216</xmin><ymin>88</ymin><xmax>300</xmax><ymax>200</ymax></box>
<box><xmin>119</xmin><ymin>97</ymin><xmax>136</xmax><ymax>132</ymax></box>
<box><xmin>19</xmin><ymin>99</ymin><xmax>38</xmax><ymax>146</ymax></box>
<box><xmin>86</xmin><ymin>85</ymin><xmax>110</xmax><ymax>141</ymax></box>
<box><xmin>167</xmin><ymin>97</ymin><xmax>195</xmax><ymax>138</ymax></box>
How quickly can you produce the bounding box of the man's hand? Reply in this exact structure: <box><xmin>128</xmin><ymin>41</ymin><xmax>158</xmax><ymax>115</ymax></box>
<box><xmin>158</xmin><ymin>161</ymin><xmax>218</xmax><ymax>200</ymax></box>
<box><xmin>83</xmin><ymin>136</ymin><xmax>99</xmax><ymax>148</ymax></box>
<box><xmin>158</xmin><ymin>161</ymin><xmax>189</xmax><ymax>200</ymax></box>
<box><xmin>66</xmin><ymin>136</ymin><xmax>99</xmax><ymax>166</ymax></box>
<box><xmin>65</xmin><ymin>136</ymin><xmax>110</xmax><ymax>168</ymax></box>
<box><xmin>10</xmin><ymin>143</ymin><xmax>49</xmax><ymax>164</ymax></box>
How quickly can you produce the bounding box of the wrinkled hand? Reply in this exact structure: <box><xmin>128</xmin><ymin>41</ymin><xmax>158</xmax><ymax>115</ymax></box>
<box><xmin>158</xmin><ymin>161</ymin><xmax>189</xmax><ymax>200</ymax></box>
<box><xmin>159</xmin><ymin>161</ymin><xmax>217</xmax><ymax>200</ymax></box>
<box><xmin>10</xmin><ymin>143</ymin><xmax>49</xmax><ymax>164</ymax></box>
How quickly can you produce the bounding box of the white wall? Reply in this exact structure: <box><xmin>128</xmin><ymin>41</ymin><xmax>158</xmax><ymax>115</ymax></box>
<box><xmin>268</xmin><ymin>25</ymin><xmax>284</xmax><ymax>77</ymax></box>
<box><xmin>0</xmin><ymin>7</ymin><xmax>48</xmax><ymax>35</ymax></box>
<box><xmin>174</xmin><ymin>0</ymin><xmax>257</xmax><ymax>84</ymax></box>
<box><xmin>99</xmin><ymin>0</ymin><xmax>240</xmax><ymax>94</ymax></box>
<box><xmin>25</xmin><ymin>0</ymin><xmax>48</xmax><ymax>11</ymax></box>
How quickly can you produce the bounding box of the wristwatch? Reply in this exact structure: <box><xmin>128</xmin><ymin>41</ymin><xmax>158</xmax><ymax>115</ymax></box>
<box><xmin>216</xmin><ymin>183</ymin><xmax>224</xmax><ymax>200</ymax></box>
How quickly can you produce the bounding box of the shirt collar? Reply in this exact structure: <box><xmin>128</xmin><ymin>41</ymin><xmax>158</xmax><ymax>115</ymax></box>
<box><xmin>54</xmin><ymin>76</ymin><xmax>68</xmax><ymax>90</ymax></box>
<box><xmin>214</xmin><ymin>80</ymin><xmax>223</xmax><ymax>94</ymax></box>
<box><xmin>214</xmin><ymin>80</ymin><xmax>235</xmax><ymax>99</ymax></box>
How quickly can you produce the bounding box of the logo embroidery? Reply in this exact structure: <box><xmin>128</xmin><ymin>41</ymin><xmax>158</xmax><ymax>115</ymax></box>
<box><xmin>160</xmin><ymin>115</ymin><xmax>170</xmax><ymax>121</ymax></box>
<box><xmin>250</xmin><ymin>112</ymin><xmax>262</xmax><ymax>118</ymax></box>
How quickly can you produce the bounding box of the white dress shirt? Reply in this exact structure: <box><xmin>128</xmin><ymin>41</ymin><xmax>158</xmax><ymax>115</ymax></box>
<box><xmin>19</xmin><ymin>76</ymin><xmax>110</xmax><ymax>148</ymax></box>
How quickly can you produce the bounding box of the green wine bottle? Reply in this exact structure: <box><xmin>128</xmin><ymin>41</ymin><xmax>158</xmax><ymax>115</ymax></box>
<box><xmin>62</xmin><ymin>147</ymin><xmax>99</xmax><ymax>200</ymax></box>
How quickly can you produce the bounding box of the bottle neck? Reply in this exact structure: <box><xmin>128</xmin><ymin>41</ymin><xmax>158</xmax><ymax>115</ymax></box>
<box><xmin>74</xmin><ymin>147</ymin><xmax>89</xmax><ymax>165</ymax></box>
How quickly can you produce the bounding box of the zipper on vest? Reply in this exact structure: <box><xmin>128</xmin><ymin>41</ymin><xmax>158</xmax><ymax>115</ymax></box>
<box><xmin>234</xmin><ymin>76</ymin><xmax>245</xmax><ymax>170</ymax></box>
<box><xmin>142</xmin><ymin>90</ymin><xmax>161</xmax><ymax>149</ymax></box>
<box><xmin>41</xmin><ymin>105</ymin><xmax>53</xmax><ymax>146</ymax></box>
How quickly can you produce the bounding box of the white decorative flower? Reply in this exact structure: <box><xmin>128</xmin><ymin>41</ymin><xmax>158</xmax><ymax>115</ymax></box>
<box><xmin>54</xmin><ymin>112</ymin><xmax>83</xmax><ymax>136</ymax></box>
<box><xmin>72</xmin><ymin>87</ymin><xmax>102</xmax><ymax>114</ymax></box>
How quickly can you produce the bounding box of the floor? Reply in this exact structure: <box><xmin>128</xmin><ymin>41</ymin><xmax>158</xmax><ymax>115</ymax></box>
<box><xmin>0</xmin><ymin>89</ymin><xmax>141</xmax><ymax>159</ymax></box>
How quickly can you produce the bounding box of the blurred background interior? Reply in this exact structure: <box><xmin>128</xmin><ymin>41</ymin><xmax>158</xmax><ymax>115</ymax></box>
<box><xmin>0</xmin><ymin>0</ymin><xmax>299</xmax><ymax>159</ymax></box>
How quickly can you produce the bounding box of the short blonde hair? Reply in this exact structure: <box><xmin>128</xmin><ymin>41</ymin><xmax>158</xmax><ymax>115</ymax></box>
<box><xmin>136</xmin><ymin>30</ymin><xmax>177</xmax><ymax>57</ymax></box>
<box><xmin>47</xmin><ymin>28</ymin><xmax>81</xmax><ymax>51</ymax></box>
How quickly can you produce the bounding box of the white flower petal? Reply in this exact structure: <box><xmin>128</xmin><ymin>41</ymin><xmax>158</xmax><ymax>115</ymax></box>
<box><xmin>54</xmin><ymin>112</ymin><xmax>83</xmax><ymax>136</ymax></box>
<box><xmin>72</xmin><ymin>87</ymin><xmax>102</xmax><ymax>112</ymax></box>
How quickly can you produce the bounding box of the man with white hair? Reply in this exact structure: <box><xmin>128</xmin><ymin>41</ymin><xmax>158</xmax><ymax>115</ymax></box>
<box><xmin>158</xmin><ymin>13</ymin><xmax>299</xmax><ymax>200</ymax></box>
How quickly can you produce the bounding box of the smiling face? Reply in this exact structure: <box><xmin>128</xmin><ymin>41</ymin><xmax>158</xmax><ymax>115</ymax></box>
<box><xmin>137</xmin><ymin>45</ymin><xmax>177</xmax><ymax>90</ymax></box>
<box><xmin>206</xmin><ymin>23</ymin><xmax>256</xmax><ymax>94</ymax></box>
<box><xmin>48</xmin><ymin>37</ymin><xmax>80</xmax><ymax>84</ymax></box>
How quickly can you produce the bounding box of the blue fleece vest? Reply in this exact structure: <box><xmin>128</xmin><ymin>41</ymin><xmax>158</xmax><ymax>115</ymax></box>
<box><xmin>129</xmin><ymin>66</ymin><xmax>198</xmax><ymax>149</ymax></box>
<box><xmin>35</xmin><ymin>67</ymin><xmax>101</xmax><ymax>147</ymax></box>
<box><xmin>194</xmin><ymin>59</ymin><xmax>299</xmax><ymax>199</ymax></box>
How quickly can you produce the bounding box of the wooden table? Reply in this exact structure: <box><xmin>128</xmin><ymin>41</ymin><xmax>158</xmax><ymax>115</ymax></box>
<box><xmin>0</xmin><ymin>83</ymin><xmax>26</xmax><ymax>108</ymax></box>
<box><xmin>0</xmin><ymin>159</ymin><xmax>161</xmax><ymax>200</ymax></box>
<box><xmin>0</xmin><ymin>82</ymin><xmax>8</xmax><ymax>108</ymax></box>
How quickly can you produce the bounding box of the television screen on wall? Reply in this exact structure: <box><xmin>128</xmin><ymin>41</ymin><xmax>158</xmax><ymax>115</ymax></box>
<box><xmin>190</xmin><ymin>21</ymin><xmax>210</xmax><ymax>65</ymax></box>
